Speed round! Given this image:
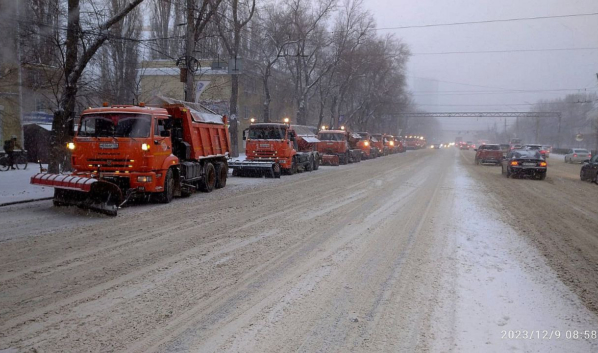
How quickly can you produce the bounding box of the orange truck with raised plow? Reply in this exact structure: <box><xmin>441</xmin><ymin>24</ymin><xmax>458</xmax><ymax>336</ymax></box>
<box><xmin>317</xmin><ymin>129</ymin><xmax>362</xmax><ymax>166</ymax></box>
<box><xmin>30</xmin><ymin>101</ymin><xmax>230</xmax><ymax>216</ymax></box>
<box><xmin>229</xmin><ymin>121</ymin><xmax>320</xmax><ymax>177</ymax></box>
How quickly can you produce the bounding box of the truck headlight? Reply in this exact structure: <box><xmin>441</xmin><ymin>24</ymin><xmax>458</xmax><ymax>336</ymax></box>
<box><xmin>141</xmin><ymin>143</ymin><xmax>150</xmax><ymax>151</ymax></box>
<box><xmin>137</xmin><ymin>176</ymin><xmax>153</xmax><ymax>183</ymax></box>
<box><xmin>364</xmin><ymin>141</ymin><xmax>369</xmax><ymax>146</ymax></box>
<box><xmin>389</xmin><ymin>141</ymin><xmax>394</xmax><ymax>146</ymax></box>
<box><xmin>67</xmin><ymin>142</ymin><xmax>75</xmax><ymax>150</ymax></box>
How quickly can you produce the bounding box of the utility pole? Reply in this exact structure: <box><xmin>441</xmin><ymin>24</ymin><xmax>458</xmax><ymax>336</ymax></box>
<box><xmin>535</xmin><ymin>117</ymin><xmax>540</xmax><ymax>143</ymax></box>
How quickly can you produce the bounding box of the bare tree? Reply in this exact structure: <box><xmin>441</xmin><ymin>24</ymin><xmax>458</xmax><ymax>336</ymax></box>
<box><xmin>216</xmin><ymin>0</ymin><xmax>256</xmax><ymax>118</ymax></box>
<box><xmin>98</xmin><ymin>0</ymin><xmax>143</xmax><ymax>104</ymax></box>
<box><xmin>283</xmin><ymin>0</ymin><xmax>336</xmax><ymax>125</ymax></box>
<box><xmin>48</xmin><ymin>0</ymin><xmax>146</xmax><ymax>173</ymax></box>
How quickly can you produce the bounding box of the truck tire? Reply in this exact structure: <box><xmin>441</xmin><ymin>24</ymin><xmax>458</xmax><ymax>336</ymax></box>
<box><xmin>158</xmin><ymin>168</ymin><xmax>175</xmax><ymax>203</ymax></box>
<box><xmin>273</xmin><ymin>163</ymin><xmax>282</xmax><ymax>178</ymax></box>
<box><xmin>313</xmin><ymin>157</ymin><xmax>320</xmax><ymax>170</ymax></box>
<box><xmin>306</xmin><ymin>156</ymin><xmax>314</xmax><ymax>171</ymax></box>
<box><xmin>200</xmin><ymin>163</ymin><xmax>216</xmax><ymax>192</ymax></box>
<box><xmin>215</xmin><ymin>162</ymin><xmax>227</xmax><ymax>189</ymax></box>
<box><xmin>287</xmin><ymin>158</ymin><xmax>297</xmax><ymax>175</ymax></box>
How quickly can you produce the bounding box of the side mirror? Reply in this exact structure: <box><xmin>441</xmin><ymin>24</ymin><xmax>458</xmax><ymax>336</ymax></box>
<box><xmin>160</xmin><ymin>130</ymin><xmax>171</xmax><ymax>137</ymax></box>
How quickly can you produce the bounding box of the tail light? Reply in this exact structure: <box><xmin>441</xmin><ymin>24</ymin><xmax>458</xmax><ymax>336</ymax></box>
<box><xmin>573</xmin><ymin>154</ymin><xmax>577</xmax><ymax>157</ymax></box>
<box><xmin>510</xmin><ymin>161</ymin><xmax>519</xmax><ymax>166</ymax></box>
<box><xmin>539</xmin><ymin>161</ymin><xmax>547</xmax><ymax>167</ymax></box>
<box><xmin>540</xmin><ymin>150</ymin><xmax>546</xmax><ymax>154</ymax></box>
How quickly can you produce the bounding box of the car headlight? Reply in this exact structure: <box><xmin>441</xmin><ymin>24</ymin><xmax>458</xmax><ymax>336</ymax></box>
<box><xmin>141</xmin><ymin>143</ymin><xmax>150</xmax><ymax>151</ymax></box>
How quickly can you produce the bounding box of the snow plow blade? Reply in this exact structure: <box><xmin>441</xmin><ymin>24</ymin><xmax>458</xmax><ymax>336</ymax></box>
<box><xmin>321</xmin><ymin>155</ymin><xmax>340</xmax><ymax>166</ymax></box>
<box><xmin>31</xmin><ymin>173</ymin><xmax>123</xmax><ymax>216</ymax></box>
<box><xmin>229</xmin><ymin>161</ymin><xmax>281</xmax><ymax>178</ymax></box>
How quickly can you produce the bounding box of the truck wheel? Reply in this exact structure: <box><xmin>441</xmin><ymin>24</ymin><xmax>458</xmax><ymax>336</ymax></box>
<box><xmin>273</xmin><ymin>163</ymin><xmax>282</xmax><ymax>178</ymax></box>
<box><xmin>158</xmin><ymin>168</ymin><xmax>175</xmax><ymax>203</ymax></box>
<box><xmin>506</xmin><ymin>168</ymin><xmax>511</xmax><ymax>178</ymax></box>
<box><xmin>313</xmin><ymin>157</ymin><xmax>319</xmax><ymax>170</ymax></box>
<box><xmin>200</xmin><ymin>163</ymin><xmax>216</xmax><ymax>192</ymax></box>
<box><xmin>306</xmin><ymin>156</ymin><xmax>314</xmax><ymax>171</ymax></box>
<box><xmin>215</xmin><ymin>162</ymin><xmax>227</xmax><ymax>189</ymax></box>
<box><xmin>346</xmin><ymin>151</ymin><xmax>352</xmax><ymax>164</ymax></box>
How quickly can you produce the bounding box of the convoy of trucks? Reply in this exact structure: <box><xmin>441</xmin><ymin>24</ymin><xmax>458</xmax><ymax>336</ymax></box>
<box><xmin>30</xmin><ymin>101</ymin><xmax>422</xmax><ymax>216</ymax></box>
<box><xmin>317</xmin><ymin>129</ymin><xmax>362</xmax><ymax>166</ymax></box>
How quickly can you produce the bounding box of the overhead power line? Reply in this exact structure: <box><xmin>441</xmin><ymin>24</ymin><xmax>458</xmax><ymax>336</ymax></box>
<box><xmin>412</xmin><ymin>47</ymin><xmax>598</xmax><ymax>56</ymax></box>
<box><xmin>375</xmin><ymin>12</ymin><xmax>598</xmax><ymax>30</ymax></box>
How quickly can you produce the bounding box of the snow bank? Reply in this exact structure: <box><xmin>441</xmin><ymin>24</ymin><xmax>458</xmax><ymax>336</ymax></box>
<box><xmin>0</xmin><ymin>165</ymin><xmax>54</xmax><ymax>204</ymax></box>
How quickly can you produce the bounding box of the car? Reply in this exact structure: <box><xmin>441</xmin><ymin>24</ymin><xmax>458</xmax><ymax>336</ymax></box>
<box><xmin>474</xmin><ymin>144</ymin><xmax>502</xmax><ymax>165</ymax></box>
<box><xmin>501</xmin><ymin>149</ymin><xmax>547</xmax><ymax>180</ymax></box>
<box><xmin>580</xmin><ymin>154</ymin><xmax>598</xmax><ymax>183</ymax></box>
<box><xmin>459</xmin><ymin>142</ymin><xmax>469</xmax><ymax>150</ymax></box>
<box><xmin>499</xmin><ymin>144</ymin><xmax>510</xmax><ymax>158</ymax></box>
<box><xmin>431</xmin><ymin>143</ymin><xmax>441</xmax><ymax>149</ymax></box>
<box><xmin>523</xmin><ymin>144</ymin><xmax>547</xmax><ymax>159</ymax></box>
<box><xmin>511</xmin><ymin>144</ymin><xmax>523</xmax><ymax>150</ymax></box>
<box><xmin>541</xmin><ymin>145</ymin><xmax>552</xmax><ymax>158</ymax></box>
<box><xmin>565</xmin><ymin>149</ymin><xmax>592</xmax><ymax>164</ymax></box>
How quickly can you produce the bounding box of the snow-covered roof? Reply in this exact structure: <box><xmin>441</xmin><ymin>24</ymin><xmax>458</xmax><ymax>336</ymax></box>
<box><xmin>138</xmin><ymin>67</ymin><xmax>229</xmax><ymax>77</ymax></box>
<box><xmin>23</xmin><ymin>123</ymin><xmax>52</xmax><ymax>131</ymax></box>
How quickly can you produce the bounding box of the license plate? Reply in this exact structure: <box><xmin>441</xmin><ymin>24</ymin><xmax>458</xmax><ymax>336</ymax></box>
<box><xmin>523</xmin><ymin>162</ymin><xmax>536</xmax><ymax>166</ymax></box>
<box><xmin>260</xmin><ymin>144</ymin><xmax>270</xmax><ymax>148</ymax></box>
<box><xmin>99</xmin><ymin>143</ymin><xmax>119</xmax><ymax>149</ymax></box>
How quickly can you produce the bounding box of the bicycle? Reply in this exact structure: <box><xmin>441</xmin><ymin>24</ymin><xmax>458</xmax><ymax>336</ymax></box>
<box><xmin>0</xmin><ymin>150</ymin><xmax>28</xmax><ymax>171</ymax></box>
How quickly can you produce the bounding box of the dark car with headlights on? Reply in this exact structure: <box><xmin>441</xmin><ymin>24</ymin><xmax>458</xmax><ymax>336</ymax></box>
<box><xmin>501</xmin><ymin>149</ymin><xmax>547</xmax><ymax>180</ymax></box>
<box><xmin>580</xmin><ymin>154</ymin><xmax>598</xmax><ymax>184</ymax></box>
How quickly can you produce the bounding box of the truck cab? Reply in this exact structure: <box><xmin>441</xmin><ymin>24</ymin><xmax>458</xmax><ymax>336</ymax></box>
<box><xmin>72</xmin><ymin>105</ymin><xmax>175</xmax><ymax>194</ymax></box>
<box><xmin>356</xmin><ymin>132</ymin><xmax>375</xmax><ymax>159</ymax></box>
<box><xmin>371</xmin><ymin>134</ymin><xmax>387</xmax><ymax>156</ymax></box>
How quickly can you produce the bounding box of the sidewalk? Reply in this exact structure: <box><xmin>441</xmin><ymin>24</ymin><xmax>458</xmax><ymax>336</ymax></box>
<box><xmin>0</xmin><ymin>164</ymin><xmax>53</xmax><ymax>204</ymax></box>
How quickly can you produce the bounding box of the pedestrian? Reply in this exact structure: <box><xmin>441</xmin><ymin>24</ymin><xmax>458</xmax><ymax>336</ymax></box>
<box><xmin>3</xmin><ymin>135</ymin><xmax>22</xmax><ymax>170</ymax></box>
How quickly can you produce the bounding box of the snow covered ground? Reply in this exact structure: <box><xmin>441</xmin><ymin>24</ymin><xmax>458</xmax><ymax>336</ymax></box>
<box><xmin>0</xmin><ymin>165</ymin><xmax>53</xmax><ymax>204</ymax></box>
<box><xmin>429</xmin><ymin>155</ymin><xmax>598</xmax><ymax>352</ymax></box>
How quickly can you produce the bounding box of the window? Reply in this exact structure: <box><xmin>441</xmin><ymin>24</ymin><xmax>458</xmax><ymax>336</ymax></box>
<box><xmin>154</xmin><ymin>119</ymin><xmax>166</xmax><ymax>136</ymax></box>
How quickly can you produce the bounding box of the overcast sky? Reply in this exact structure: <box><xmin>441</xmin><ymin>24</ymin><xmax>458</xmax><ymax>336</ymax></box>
<box><xmin>363</xmin><ymin>0</ymin><xmax>598</xmax><ymax>136</ymax></box>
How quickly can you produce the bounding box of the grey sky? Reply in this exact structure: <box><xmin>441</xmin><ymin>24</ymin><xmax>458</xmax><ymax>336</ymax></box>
<box><xmin>364</xmin><ymin>0</ymin><xmax>598</xmax><ymax>137</ymax></box>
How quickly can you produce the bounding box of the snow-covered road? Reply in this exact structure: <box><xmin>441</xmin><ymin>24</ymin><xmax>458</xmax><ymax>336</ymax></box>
<box><xmin>1</xmin><ymin>149</ymin><xmax>597</xmax><ymax>352</ymax></box>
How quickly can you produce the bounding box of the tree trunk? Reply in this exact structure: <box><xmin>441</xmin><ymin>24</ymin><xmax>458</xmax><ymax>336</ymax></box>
<box><xmin>263</xmin><ymin>74</ymin><xmax>271</xmax><ymax>123</ymax></box>
<box><xmin>49</xmin><ymin>0</ymin><xmax>79</xmax><ymax>174</ymax></box>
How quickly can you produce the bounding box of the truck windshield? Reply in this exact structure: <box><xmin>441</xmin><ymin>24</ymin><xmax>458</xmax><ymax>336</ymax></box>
<box><xmin>318</xmin><ymin>133</ymin><xmax>345</xmax><ymax>141</ymax></box>
<box><xmin>79</xmin><ymin>113</ymin><xmax>152</xmax><ymax>138</ymax></box>
<box><xmin>248</xmin><ymin>126</ymin><xmax>286</xmax><ymax>140</ymax></box>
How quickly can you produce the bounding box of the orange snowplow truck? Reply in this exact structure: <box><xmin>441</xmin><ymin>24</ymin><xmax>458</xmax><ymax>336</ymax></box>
<box><xmin>31</xmin><ymin>103</ymin><xmax>230</xmax><ymax>216</ymax></box>
<box><xmin>355</xmin><ymin>132</ymin><xmax>376</xmax><ymax>159</ymax></box>
<box><xmin>317</xmin><ymin>129</ymin><xmax>362</xmax><ymax>165</ymax></box>
<box><xmin>230</xmin><ymin>122</ymin><xmax>320</xmax><ymax>177</ymax></box>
